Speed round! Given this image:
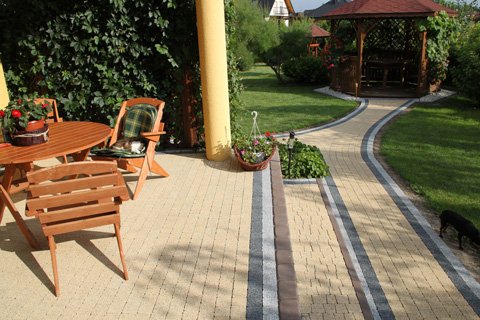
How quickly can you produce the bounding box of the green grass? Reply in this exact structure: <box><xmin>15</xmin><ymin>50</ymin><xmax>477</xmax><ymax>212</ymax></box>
<box><xmin>237</xmin><ymin>65</ymin><xmax>357</xmax><ymax>134</ymax></box>
<box><xmin>380</xmin><ymin>96</ymin><xmax>480</xmax><ymax>228</ymax></box>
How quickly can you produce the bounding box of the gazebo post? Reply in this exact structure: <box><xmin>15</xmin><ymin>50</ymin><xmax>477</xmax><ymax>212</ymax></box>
<box><xmin>417</xmin><ymin>30</ymin><xmax>428</xmax><ymax>96</ymax></box>
<box><xmin>356</xmin><ymin>22</ymin><xmax>367</xmax><ymax>95</ymax></box>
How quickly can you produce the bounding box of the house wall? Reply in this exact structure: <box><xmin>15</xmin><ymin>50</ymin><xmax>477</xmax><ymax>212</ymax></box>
<box><xmin>270</xmin><ymin>0</ymin><xmax>289</xmax><ymax>17</ymax></box>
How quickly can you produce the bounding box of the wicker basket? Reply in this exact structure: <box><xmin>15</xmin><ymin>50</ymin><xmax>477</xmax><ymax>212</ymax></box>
<box><xmin>233</xmin><ymin>146</ymin><xmax>275</xmax><ymax>171</ymax></box>
<box><xmin>10</xmin><ymin>124</ymin><xmax>49</xmax><ymax>146</ymax></box>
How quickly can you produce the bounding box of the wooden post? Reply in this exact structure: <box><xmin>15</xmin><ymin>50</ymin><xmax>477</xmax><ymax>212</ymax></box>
<box><xmin>417</xmin><ymin>31</ymin><xmax>428</xmax><ymax>96</ymax></box>
<box><xmin>181</xmin><ymin>68</ymin><xmax>197</xmax><ymax>147</ymax></box>
<box><xmin>356</xmin><ymin>23</ymin><xmax>366</xmax><ymax>95</ymax></box>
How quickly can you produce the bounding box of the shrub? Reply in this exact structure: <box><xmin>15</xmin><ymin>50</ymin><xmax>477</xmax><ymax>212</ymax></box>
<box><xmin>451</xmin><ymin>24</ymin><xmax>480</xmax><ymax>104</ymax></box>
<box><xmin>279</xmin><ymin>140</ymin><xmax>329</xmax><ymax>178</ymax></box>
<box><xmin>282</xmin><ymin>56</ymin><xmax>329</xmax><ymax>84</ymax></box>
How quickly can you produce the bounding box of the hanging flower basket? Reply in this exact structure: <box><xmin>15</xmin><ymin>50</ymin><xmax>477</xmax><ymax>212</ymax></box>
<box><xmin>234</xmin><ymin>144</ymin><xmax>276</xmax><ymax>171</ymax></box>
<box><xmin>233</xmin><ymin>111</ymin><xmax>277</xmax><ymax>171</ymax></box>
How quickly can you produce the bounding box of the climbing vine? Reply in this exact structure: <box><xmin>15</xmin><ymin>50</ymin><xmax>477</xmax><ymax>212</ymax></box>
<box><xmin>418</xmin><ymin>11</ymin><xmax>459</xmax><ymax>84</ymax></box>
<box><xmin>0</xmin><ymin>0</ymin><xmax>242</xmax><ymax>146</ymax></box>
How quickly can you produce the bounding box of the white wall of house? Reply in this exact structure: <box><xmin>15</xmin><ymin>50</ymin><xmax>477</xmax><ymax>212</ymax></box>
<box><xmin>269</xmin><ymin>0</ymin><xmax>289</xmax><ymax>17</ymax></box>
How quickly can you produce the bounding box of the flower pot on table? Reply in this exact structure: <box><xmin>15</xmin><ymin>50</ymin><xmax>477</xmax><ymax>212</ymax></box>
<box><xmin>10</xmin><ymin>121</ymin><xmax>49</xmax><ymax>146</ymax></box>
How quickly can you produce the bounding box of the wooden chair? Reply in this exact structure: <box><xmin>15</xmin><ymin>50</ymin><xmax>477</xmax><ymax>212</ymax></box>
<box><xmin>34</xmin><ymin>98</ymin><xmax>67</xmax><ymax>163</ymax></box>
<box><xmin>25</xmin><ymin>161</ymin><xmax>130</xmax><ymax>296</ymax></box>
<box><xmin>33</xmin><ymin>98</ymin><xmax>63</xmax><ymax>123</ymax></box>
<box><xmin>91</xmin><ymin>97</ymin><xmax>169</xmax><ymax>200</ymax></box>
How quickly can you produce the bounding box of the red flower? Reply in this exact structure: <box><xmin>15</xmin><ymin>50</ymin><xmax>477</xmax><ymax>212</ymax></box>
<box><xmin>0</xmin><ymin>110</ymin><xmax>4</xmax><ymax>117</ymax></box>
<box><xmin>11</xmin><ymin>109</ymin><xmax>22</xmax><ymax>118</ymax></box>
<box><xmin>42</xmin><ymin>103</ymin><xmax>49</xmax><ymax>109</ymax></box>
<box><xmin>265</xmin><ymin>132</ymin><xmax>271</xmax><ymax>137</ymax></box>
<box><xmin>17</xmin><ymin>99</ymin><xmax>22</xmax><ymax>105</ymax></box>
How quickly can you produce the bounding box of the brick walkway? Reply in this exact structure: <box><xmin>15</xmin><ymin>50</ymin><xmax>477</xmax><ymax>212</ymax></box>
<box><xmin>285</xmin><ymin>183</ymin><xmax>364</xmax><ymax>320</ymax></box>
<box><xmin>296</xmin><ymin>99</ymin><xmax>478</xmax><ymax>319</ymax></box>
<box><xmin>0</xmin><ymin>154</ymin><xmax>253</xmax><ymax>320</ymax></box>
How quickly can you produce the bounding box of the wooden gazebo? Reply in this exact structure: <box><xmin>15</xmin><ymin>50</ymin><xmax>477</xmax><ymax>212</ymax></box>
<box><xmin>322</xmin><ymin>0</ymin><xmax>457</xmax><ymax>97</ymax></box>
<box><xmin>308</xmin><ymin>25</ymin><xmax>330</xmax><ymax>56</ymax></box>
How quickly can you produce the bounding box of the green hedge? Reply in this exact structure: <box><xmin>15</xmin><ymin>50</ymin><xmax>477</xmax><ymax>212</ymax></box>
<box><xmin>0</xmin><ymin>0</ymin><xmax>242</xmax><ymax>144</ymax></box>
<box><xmin>279</xmin><ymin>140</ymin><xmax>329</xmax><ymax>178</ymax></box>
<box><xmin>282</xmin><ymin>56</ymin><xmax>330</xmax><ymax>84</ymax></box>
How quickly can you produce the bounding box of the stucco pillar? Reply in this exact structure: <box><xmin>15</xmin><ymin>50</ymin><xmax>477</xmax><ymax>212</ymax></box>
<box><xmin>0</xmin><ymin>61</ymin><xmax>9</xmax><ymax>109</ymax></box>
<box><xmin>195</xmin><ymin>0</ymin><xmax>231</xmax><ymax>161</ymax></box>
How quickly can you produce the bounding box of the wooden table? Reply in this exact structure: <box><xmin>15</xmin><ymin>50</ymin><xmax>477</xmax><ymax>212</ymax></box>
<box><xmin>0</xmin><ymin>121</ymin><xmax>111</xmax><ymax>248</ymax></box>
<box><xmin>365</xmin><ymin>59</ymin><xmax>408</xmax><ymax>87</ymax></box>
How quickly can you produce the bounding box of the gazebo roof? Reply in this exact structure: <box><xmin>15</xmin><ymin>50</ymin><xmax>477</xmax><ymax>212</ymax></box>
<box><xmin>311</xmin><ymin>25</ymin><xmax>330</xmax><ymax>38</ymax></box>
<box><xmin>323</xmin><ymin>0</ymin><xmax>457</xmax><ymax>19</ymax></box>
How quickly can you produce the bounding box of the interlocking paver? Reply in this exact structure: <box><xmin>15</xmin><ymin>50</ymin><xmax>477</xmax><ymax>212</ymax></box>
<box><xmin>0</xmin><ymin>153</ymin><xmax>252</xmax><ymax>319</ymax></box>
<box><xmin>299</xmin><ymin>99</ymin><xmax>478</xmax><ymax>319</ymax></box>
<box><xmin>285</xmin><ymin>183</ymin><xmax>364</xmax><ymax>320</ymax></box>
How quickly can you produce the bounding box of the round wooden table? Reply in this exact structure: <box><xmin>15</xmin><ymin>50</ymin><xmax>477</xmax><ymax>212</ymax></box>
<box><xmin>0</xmin><ymin>121</ymin><xmax>111</xmax><ymax>248</ymax></box>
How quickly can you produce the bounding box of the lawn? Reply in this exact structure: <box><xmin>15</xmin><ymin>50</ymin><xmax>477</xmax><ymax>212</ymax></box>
<box><xmin>380</xmin><ymin>96</ymin><xmax>480</xmax><ymax>228</ymax></box>
<box><xmin>237</xmin><ymin>65</ymin><xmax>357</xmax><ymax>134</ymax></box>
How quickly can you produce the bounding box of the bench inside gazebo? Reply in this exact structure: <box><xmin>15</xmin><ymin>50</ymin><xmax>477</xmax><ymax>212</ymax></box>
<box><xmin>322</xmin><ymin>0</ymin><xmax>457</xmax><ymax>98</ymax></box>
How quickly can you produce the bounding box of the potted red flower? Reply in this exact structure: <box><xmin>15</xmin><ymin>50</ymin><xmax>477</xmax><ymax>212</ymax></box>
<box><xmin>1</xmin><ymin>98</ymin><xmax>53</xmax><ymax>146</ymax></box>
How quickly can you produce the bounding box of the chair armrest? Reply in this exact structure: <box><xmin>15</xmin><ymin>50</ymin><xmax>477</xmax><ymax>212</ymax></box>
<box><xmin>140</xmin><ymin>131</ymin><xmax>166</xmax><ymax>142</ymax></box>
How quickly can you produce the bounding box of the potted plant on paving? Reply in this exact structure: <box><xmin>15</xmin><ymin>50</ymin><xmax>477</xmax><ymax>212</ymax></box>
<box><xmin>1</xmin><ymin>98</ymin><xmax>52</xmax><ymax>146</ymax></box>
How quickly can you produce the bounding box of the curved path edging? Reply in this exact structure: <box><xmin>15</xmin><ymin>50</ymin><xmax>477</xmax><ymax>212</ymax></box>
<box><xmin>361</xmin><ymin>99</ymin><xmax>480</xmax><ymax>316</ymax></box>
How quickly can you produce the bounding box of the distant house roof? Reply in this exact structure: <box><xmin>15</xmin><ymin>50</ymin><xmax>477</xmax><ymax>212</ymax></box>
<box><xmin>311</xmin><ymin>25</ymin><xmax>330</xmax><ymax>38</ymax></box>
<box><xmin>323</xmin><ymin>0</ymin><xmax>457</xmax><ymax>19</ymax></box>
<box><xmin>257</xmin><ymin>0</ymin><xmax>295</xmax><ymax>17</ymax></box>
<box><xmin>304</xmin><ymin>0</ymin><xmax>351</xmax><ymax>19</ymax></box>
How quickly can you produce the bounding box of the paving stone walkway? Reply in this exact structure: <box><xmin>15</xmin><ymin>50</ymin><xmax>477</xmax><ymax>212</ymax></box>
<box><xmin>293</xmin><ymin>99</ymin><xmax>479</xmax><ymax>319</ymax></box>
<box><xmin>0</xmin><ymin>154</ymin><xmax>253</xmax><ymax>320</ymax></box>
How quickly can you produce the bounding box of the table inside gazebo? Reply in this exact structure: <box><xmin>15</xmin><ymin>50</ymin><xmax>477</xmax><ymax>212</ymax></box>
<box><xmin>364</xmin><ymin>59</ymin><xmax>410</xmax><ymax>87</ymax></box>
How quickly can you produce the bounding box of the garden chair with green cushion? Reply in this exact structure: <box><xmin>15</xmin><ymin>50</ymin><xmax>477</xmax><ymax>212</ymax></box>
<box><xmin>90</xmin><ymin>97</ymin><xmax>169</xmax><ymax>200</ymax></box>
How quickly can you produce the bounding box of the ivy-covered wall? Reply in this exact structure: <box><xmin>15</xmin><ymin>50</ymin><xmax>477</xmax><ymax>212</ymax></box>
<box><xmin>0</xmin><ymin>0</ymin><xmax>241</xmax><ymax>146</ymax></box>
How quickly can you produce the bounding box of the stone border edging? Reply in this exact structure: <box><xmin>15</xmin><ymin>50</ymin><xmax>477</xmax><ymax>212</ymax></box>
<box><xmin>317</xmin><ymin>178</ymin><xmax>375</xmax><ymax>320</ymax></box>
<box><xmin>361</xmin><ymin>99</ymin><xmax>480</xmax><ymax>316</ymax></box>
<box><xmin>270</xmin><ymin>151</ymin><xmax>301</xmax><ymax>320</ymax></box>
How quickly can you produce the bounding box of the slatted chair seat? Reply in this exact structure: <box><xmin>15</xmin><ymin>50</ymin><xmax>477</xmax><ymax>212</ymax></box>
<box><xmin>25</xmin><ymin>161</ymin><xmax>130</xmax><ymax>296</ymax></box>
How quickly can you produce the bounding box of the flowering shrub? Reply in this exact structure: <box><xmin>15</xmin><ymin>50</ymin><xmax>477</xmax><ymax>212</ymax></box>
<box><xmin>234</xmin><ymin>132</ymin><xmax>277</xmax><ymax>164</ymax></box>
<box><xmin>1</xmin><ymin>99</ymin><xmax>52</xmax><ymax>133</ymax></box>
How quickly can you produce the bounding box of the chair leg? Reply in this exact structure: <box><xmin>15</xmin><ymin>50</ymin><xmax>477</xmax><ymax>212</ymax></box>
<box><xmin>149</xmin><ymin>159</ymin><xmax>169</xmax><ymax>177</ymax></box>
<box><xmin>48</xmin><ymin>235</ymin><xmax>60</xmax><ymax>296</ymax></box>
<box><xmin>114</xmin><ymin>224</ymin><xmax>128</xmax><ymax>280</ymax></box>
<box><xmin>132</xmin><ymin>158</ymin><xmax>149</xmax><ymax>200</ymax></box>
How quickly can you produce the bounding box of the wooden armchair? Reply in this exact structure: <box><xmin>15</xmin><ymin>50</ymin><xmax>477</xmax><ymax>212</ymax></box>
<box><xmin>25</xmin><ymin>161</ymin><xmax>130</xmax><ymax>296</ymax></box>
<box><xmin>91</xmin><ymin>97</ymin><xmax>169</xmax><ymax>200</ymax></box>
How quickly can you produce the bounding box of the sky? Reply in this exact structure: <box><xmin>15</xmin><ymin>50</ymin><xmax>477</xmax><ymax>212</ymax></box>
<box><xmin>289</xmin><ymin>0</ymin><xmax>478</xmax><ymax>13</ymax></box>
<box><xmin>290</xmin><ymin>0</ymin><xmax>331</xmax><ymax>12</ymax></box>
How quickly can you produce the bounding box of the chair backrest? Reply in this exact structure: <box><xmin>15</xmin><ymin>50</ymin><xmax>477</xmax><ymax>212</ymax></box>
<box><xmin>109</xmin><ymin>98</ymin><xmax>165</xmax><ymax>147</ymax></box>
<box><xmin>25</xmin><ymin>161</ymin><xmax>129</xmax><ymax>236</ymax></box>
<box><xmin>34</xmin><ymin>98</ymin><xmax>62</xmax><ymax>123</ymax></box>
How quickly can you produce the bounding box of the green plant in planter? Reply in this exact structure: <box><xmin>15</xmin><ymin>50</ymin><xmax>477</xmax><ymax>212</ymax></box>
<box><xmin>1</xmin><ymin>98</ymin><xmax>52</xmax><ymax>133</ymax></box>
<box><xmin>279</xmin><ymin>140</ymin><xmax>329</xmax><ymax>178</ymax></box>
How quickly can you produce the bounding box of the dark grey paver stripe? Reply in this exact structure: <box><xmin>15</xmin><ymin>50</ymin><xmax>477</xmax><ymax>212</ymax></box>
<box><xmin>247</xmin><ymin>171</ymin><xmax>263</xmax><ymax>319</ymax></box>
<box><xmin>275</xmin><ymin>99</ymin><xmax>368</xmax><ymax>138</ymax></box>
<box><xmin>317</xmin><ymin>179</ymin><xmax>375</xmax><ymax>320</ymax></box>
<box><xmin>324</xmin><ymin>175</ymin><xmax>395</xmax><ymax>320</ymax></box>
<box><xmin>361</xmin><ymin>99</ymin><xmax>480</xmax><ymax>316</ymax></box>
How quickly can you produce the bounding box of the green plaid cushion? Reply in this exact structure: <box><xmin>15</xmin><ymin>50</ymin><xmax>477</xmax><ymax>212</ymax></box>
<box><xmin>122</xmin><ymin>104</ymin><xmax>158</xmax><ymax>139</ymax></box>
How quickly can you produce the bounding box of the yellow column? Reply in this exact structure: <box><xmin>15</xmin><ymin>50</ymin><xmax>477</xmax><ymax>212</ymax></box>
<box><xmin>0</xmin><ymin>61</ymin><xmax>9</xmax><ymax>109</ymax></box>
<box><xmin>195</xmin><ymin>0</ymin><xmax>231</xmax><ymax>161</ymax></box>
